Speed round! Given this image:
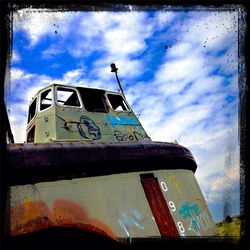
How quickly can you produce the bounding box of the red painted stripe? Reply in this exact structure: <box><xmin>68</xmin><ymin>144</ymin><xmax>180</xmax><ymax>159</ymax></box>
<box><xmin>140</xmin><ymin>174</ymin><xmax>179</xmax><ymax>237</ymax></box>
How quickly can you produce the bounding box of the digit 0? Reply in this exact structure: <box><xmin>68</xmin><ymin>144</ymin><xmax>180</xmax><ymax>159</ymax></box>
<box><xmin>160</xmin><ymin>181</ymin><xmax>168</xmax><ymax>192</ymax></box>
<box><xmin>177</xmin><ymin>222</ymin><xmax>185</xmax><ymax>234</ymax></box>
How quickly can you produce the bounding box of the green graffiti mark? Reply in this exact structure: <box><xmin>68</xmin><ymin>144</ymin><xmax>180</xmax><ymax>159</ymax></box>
<box><xmin>178</xmin><ymin>202</ymin><xmax>200</xmax><ymax>219</ymax></box>
<box><xmin>191</xmin><ymin>218</ymin><xmax>200</xmax><ymax>232</ymax></box>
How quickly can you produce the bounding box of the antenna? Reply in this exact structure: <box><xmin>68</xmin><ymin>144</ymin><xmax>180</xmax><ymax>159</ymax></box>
<box><xmin>110</xmin><ymin>63</ymin><xmax>126</xmax><ymax>98</ymax></box>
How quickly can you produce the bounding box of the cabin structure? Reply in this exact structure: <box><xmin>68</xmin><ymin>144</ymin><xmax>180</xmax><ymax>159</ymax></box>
<box><xmin>26</xmin><ymin>84</ymin><xmax>150</xmax><ymax>143</ymax></box>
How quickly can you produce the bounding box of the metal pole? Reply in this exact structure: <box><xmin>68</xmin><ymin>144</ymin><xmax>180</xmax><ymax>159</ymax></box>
<box><xmin>110</xmin><ymin>63</ymin><xmax>125</xmax><ymax>98</ymax></box>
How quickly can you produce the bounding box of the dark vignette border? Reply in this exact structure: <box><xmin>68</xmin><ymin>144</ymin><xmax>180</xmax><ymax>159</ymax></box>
<box><xmin>0</xmin><ymin>0</ymin><xmax>249</xmax><ymax>249</ymax></box>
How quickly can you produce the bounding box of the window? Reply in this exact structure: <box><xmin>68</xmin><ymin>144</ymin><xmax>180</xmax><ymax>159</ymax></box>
<box><xmin>107</xmin><ymin>94</ymin><xmax>129</xmax><ymax>111</ymax></box>
<box><xmin>40</xmin><ymin>88</ymin><xmax>53</xmax><ymax>111</ymax></box>
<box><xmin>27</xmin><ymin>125</ymin><xmax>35</xmax><ymax>143</ymax></box>
<box><xmin>57</xmin><ymin>87</ymin><xmax>80</xmax><ymax>107</ymax></box>
<box><xmin>77</xmin><ymin>87</ymin><xmax>107</xmax><ymax>112</ymax></box>
<box><xmin>28</xmin><ymin>98</ymin><xmax>37</xmax><ymax>123</ymax></box>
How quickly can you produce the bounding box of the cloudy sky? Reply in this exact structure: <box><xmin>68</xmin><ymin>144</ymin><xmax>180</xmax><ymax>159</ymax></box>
<box><xmin>6</xmin><ymin>6</ymin><xmax>240</xmax><ymax>222</ymax></box>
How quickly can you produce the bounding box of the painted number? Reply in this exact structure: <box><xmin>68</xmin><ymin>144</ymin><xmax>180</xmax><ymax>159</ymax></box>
<box><xmin>160</xmin><ymin>181</ymin><xmax>168</xmax><ymax>192</ymax></box>
<box><xmin>177</xmin><ymin>221</ymin><xmax>185</xmax><ymax>234</ymax></box>
<box><xmin>168</xmin><ymin>201</ymin><xmax>176</xmax><ymax>211</ymax></box>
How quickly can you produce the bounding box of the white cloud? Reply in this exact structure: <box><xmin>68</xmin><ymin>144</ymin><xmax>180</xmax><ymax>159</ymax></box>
<box><xmin>10</xmin><ymin>67</ymin><xmax>34</xmax><ymax>81</ymax></box>
<box><xmin>153</xmin><ymin>50</ymin><xmax>215</xmax><ymax>99</ymax></box>
<box><xmin>13</xmin><ymin>9</ymin><xmax>76</xmax><ymax>46</ymax></box>
<box><xmin>181</xmin><ymin>11</ymin><xmax>238</xmax><ymax>50</ymax></box>
<box><xmin>10</xmin><ymin>121</ymin><xmax>27</xmax><ymax>143</ymax></box>
<box><xmin>204</xmin><ymin>161</ymin><xmax>240</xmax><ymax>204</ymax></box>
<box><xmin>153</xmin><ymin>11</ymin><xmax>176</xmax><ymax>30</ymax></box>
<box><xmin>93</xmin><ymin>57</ymin><xmax>145</xmax><ymax>83</ymax></box>
<box><xmin>62</xmin><ymin>68</ymin><xmax>85</xmax><ymax>83</ymax></box>
<box><xmin>12</xmin><ymin>50</ymin><xmax>20</xmax><ymax>62</ymax></box>
<box><xmin>41</xmin><ymin>45</ymin><xmax>64</xmax><ymax>58</ymax></box>
<box><xmin>166</xmin><ymin>42</ymin><xmax>192</xmax><ymax>59</ymax></box>
<box><xmin>67</xmin><ymin>12</ymin><xmax>153</xmax><ymax>60</ymax></box>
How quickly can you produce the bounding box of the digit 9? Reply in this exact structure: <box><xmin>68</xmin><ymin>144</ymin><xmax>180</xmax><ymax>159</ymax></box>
<box><xmin>168</xmin><ymin>201</ymin><xmax>176</xmax><ymax>211</ymax></box>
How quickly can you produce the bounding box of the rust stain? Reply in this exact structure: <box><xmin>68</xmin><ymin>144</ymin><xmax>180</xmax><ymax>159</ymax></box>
<box><xmin>11</xmin><ymin>200</ymin><xmax>52</xmax><ymax>235</ymax></box>
<box><xmin>10</xmin><ymin>198</ymin><xmax>117</xmax><ymax>241</ymax></box>
<box><xmin>51</xmin><ymin>199</ymin><xmax>117</xmax><ymax>240</ymax></box>
<box><xmin>52</xmin><ymin>199</ymin><xmax>88</xmax><ymax>223</ymax></box>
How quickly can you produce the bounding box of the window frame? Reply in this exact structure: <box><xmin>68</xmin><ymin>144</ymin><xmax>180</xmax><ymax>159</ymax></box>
<box><xmin>55</xmin><ymin>86</ymin><xmax>83</xmax><ymax>108</ymax></box>
<box><xmin>106</xmin><ymin>93</ymin><xmax>131</xmax><ymax>112</ymax></box>
<box><xmin>27</xmin><ymin>97</ymin><xmax>37</xmax><ymax>124</ymax></box>
<box><xmin>26</xmin><ymin>125</ymin><xmax>36</xmax><ymax>143</ymax></box>
<box><xmin>38</xmin><ymin>87</ymin><xmax>54</xmax><ymax>113</ymax></box>
<box><xmin>77</xmin><ymin>87</ymin><xmax>108</xmax><ymax>113</ymax></box>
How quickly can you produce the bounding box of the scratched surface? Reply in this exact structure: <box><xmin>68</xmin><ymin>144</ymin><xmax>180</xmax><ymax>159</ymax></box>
<box><xmin>9</xmin><ymin>169</ymin><xmax>217</xmax><ymax>241</ymax></box>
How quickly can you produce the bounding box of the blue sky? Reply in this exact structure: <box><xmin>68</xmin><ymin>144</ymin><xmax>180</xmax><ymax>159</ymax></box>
<box><xmin>6</xmin><ymin>7</ymin><xmax>240</xmax><ymax>223</ymax></box>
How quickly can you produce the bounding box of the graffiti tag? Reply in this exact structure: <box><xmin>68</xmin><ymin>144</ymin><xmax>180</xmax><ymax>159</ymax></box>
<box><xmin>167</xmin><ymin>175</ymin><xmax>182</xmax><ymax>194</ymax></box>
<box><xmin>114</xmin><ymin>130</ymin><xmax>144</xmax><ymax>142</ymax></box>
<box><xmin>77</xmin><ymin>115</ymin><xmax>101</xmax><ymax>140</ymax></box>
<box><xmin>178</xmin><ymin>202</ymin><xmax>200</xmax><ymax>234</ymax></box>
<box><xmin>178</xmin><ymin>202</ymin><xmax>215</xmax><ymax>234</ymax></box>
<box><xmin>106</xmin><ymin>114</ymin><xmax>139</xmax><ymax>128</ymax></box>
<box><xmin>179</xmin><ymin>202</ymin><xmax>200</xmax><ymax>219</ymax></box>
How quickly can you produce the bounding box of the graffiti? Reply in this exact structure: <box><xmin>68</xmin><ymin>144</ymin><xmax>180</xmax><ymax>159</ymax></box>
<box><xmin>196</xmin><ymin>211</ymin><xmax>216</xmax><ymax>231</ymax></box>
<box><xmin>167</xmin><ymin>175</ymin><xmax>182</xmax><ymax>194</ymax></box>
<box><xmin>188</xmin><ymin>218</ymin><xmax>200</xmax><ymax>235</ymax></box>
<box><xmin>114</xmin><ymin>130</ymin><xmax>144</xmax><ymax>142</ymax></box>
<box><xmin>118</xmin><ymin>210</ymin><xmax>144</xmax><ymax>238</ymax></box>
<box><xmin>106</xmin><ymin>114</ymin><xmax>139</xmax><ymax>128</ymax></box>
<box><xmin>77</xmin><ymin>115</ymin><xmax>101</xmax><ymax>140</ymax></box>
<box><xmin>179</xmin><ymin>202</ymin><xmax>200</xmax><ymax>219</ymax></box>
<box><xmin>187</xmin><ymin>211</ymin><xmax>216</xmax><ymax>235</ymax></box>
<box><xmin>114</xmin><ymin>131</ymin><xmax>134</xmax><ymax>141</ymax></box>
<box><xmin>178</xmin><ymin>202</ymin><xmax>215</xmax><ymax>235</ymax></box>
<box><xmin>134</xmin><ymin>131</ymin><xmax>144</xmax><ymax>141</ymax></box>
<box><xmin>178</xmin><ymin>202</ymin><xmax>200</xmax><ymax>234</ymax></box>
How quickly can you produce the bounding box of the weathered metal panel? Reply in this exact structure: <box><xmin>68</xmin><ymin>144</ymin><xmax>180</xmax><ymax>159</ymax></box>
<box><xmin>54</xmin><ymin>106</ymin><xmax>150</xmax><ymax>142</ymax></box>
<box><xmin>36</xmin><ymin>114</ymin><xmax>57</xmax><ymax>143</ymax></box>
<box><xmin>9</xmin><ymin>169</ymin><xmax>217</xmax><ymax>243</ymax></box>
